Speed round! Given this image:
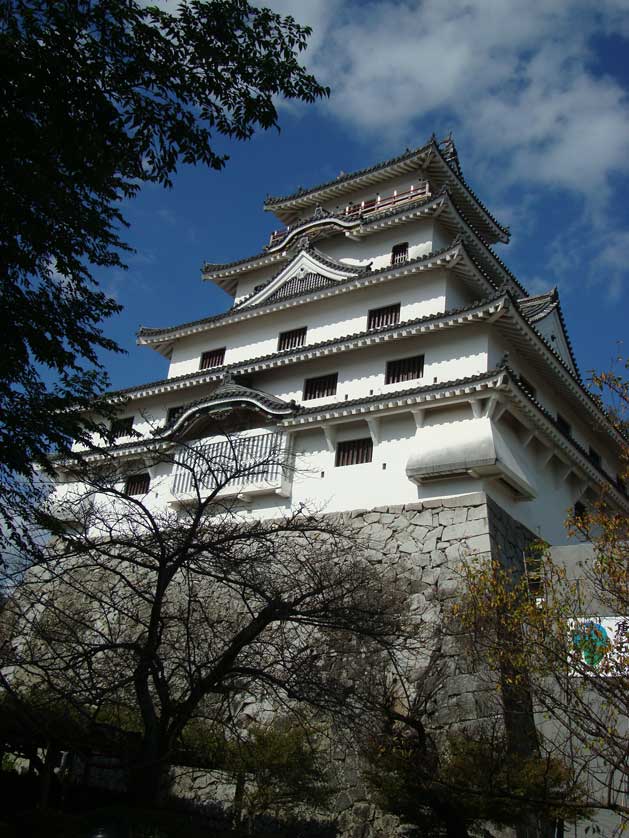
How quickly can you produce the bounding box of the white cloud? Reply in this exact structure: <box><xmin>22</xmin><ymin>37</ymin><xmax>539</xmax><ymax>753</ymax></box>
<box><xmin>263</xmin><ymin>0</ymin><xmax>629</xmax><ymax>203</ymax></box>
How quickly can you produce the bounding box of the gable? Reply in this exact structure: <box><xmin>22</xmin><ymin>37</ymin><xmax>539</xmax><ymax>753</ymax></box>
<box><xmin>532</xmin><ymin>308</ymin><xmax>576</xmax><ymax>374</ymax></box>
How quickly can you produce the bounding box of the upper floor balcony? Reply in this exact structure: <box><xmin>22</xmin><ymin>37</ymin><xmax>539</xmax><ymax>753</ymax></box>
<box><xmin>267</xmin><ymin>181</ymin><xmax>432</xmax><ymax>249</ymax></box>
<box><xmin>171</xmin><ymin>430</ymin><xmax>293</xmax><ymax>503</ymax></box>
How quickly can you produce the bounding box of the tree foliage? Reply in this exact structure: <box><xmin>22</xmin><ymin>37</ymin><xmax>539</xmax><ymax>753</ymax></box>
<box><xmin>455</xmin><ymin>361</ymin><xmax>629</xmax><ymax>828</ymax></box>
<box><xmin>0</xmin><ymin>0</ymin><xmax>328</xmax><ymax>550</ymax></box>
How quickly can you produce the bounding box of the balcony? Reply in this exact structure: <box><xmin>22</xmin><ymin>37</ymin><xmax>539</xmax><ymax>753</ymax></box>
<box><xmin>267</xmin><ymin>181</ymin><xmax>431</xmax><ymax>248</ymax></box>
<box><xmin>171</xmin><ymin>431</ymin><xmax>293</xmax><ymax>502</ymax></box>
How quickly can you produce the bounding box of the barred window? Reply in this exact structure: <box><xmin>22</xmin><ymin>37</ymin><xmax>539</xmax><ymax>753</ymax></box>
<box><xmin>199</xmin><ymin>347</ymin><xmax>225</xmax><ymax>370</ymax></box>
<box><xmin>125</xmin><ymin>473</ymin><xmax>150</xmax><ymax>496</ymax></box>
<box><xmin>111</xmin><ymin>416</ymin><xmax>134</xmax><ymax>438</ymax></box>
<box><xmin>588</xmin><ymin>447</ymin><xmax>601</xmax><ymax>469</ymax></box>
<box><xmin>278</xmin><ymin>326</ymin><xmax>307</xmax><ymax>352</ymax></box>
<box><xmin>368</xmin><ymin>303</ymin><xmax>400</xmax><ymax>331</ymax></box>
<box><xmin>385</xmin><ymin>354</ymin><xmax>424</xmax><ymax>385</ymax></box>
<box><xmin>335</xmin><ymin>438</ymin><xmax>373</xmax><ymax>467</ymax></box>
<box><xmin>391</xmin><ymin>242</ymin><xmax>408</xmax><ymax>265</ymax></box>
<box><xmin>574</xmin><ymin>500</ymin><xmax>586</xmax><ymax>519</ymax></box>
<box><xmin>303</xmin><ymin>372</ymin><xmax>338</xmax><ymax>400</ymax></box>
<box><xmin>166</xmin><ymin>405</ymin><xmax>184</xmax><ymax>425</ymax></box>
<box><xmin>556</xmin><ymin>413</ymin><xmax>572</xmax><ymax>437</ymax></box>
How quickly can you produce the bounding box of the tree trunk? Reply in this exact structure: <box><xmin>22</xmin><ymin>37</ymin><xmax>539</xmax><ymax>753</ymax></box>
<box><xmin>127</xmin><ymin>734</ymin><xmax>168</xmax><ymax>807</ymax></box>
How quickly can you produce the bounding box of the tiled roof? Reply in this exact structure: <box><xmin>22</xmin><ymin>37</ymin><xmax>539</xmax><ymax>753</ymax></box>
<box><xmin>158</xmin><ymin>380</ymin><xmax>296</xmax><ymax>436</ymax></box>
<box><xmin>517</xmin><ymin>289</ymin><xmax>558</xmax><ymax>321</ymax></box>
<box><xmin>264</xmin><ymin>140</ymin><xmax>434</xmax><ymax>206</ymax></box>
<box><xmin>264</xmin><ymin>136</ymin><xmax>509</xmax><ymax>244</ymax></box>
<box><xmin>137</xmin><ymin>241</ymin><xmax>460</xmax><ymax>341</ymax></box>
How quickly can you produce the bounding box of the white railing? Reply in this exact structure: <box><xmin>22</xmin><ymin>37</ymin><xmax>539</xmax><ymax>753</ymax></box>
<box><xmin>171</xmin><ymin>431</ymin><xmax>292</xmax><ymax>499</ymax></box>
<box><xmin>268</xmin><ymin>181</ymin><xmax>431</xmax><ymax>247</ymax></box>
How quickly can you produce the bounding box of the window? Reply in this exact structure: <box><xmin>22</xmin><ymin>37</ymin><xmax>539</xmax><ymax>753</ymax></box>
<box><xmin>391</xmin><ymin>242</ymin><xmax>409</xmax><ymax>265</ymax></box>
<box><xmin>385</xmin><ymin>354</ymin><xmax>424</xmax><ymax>385</ymax></box>
<box><xmin>573</xmin><ymin>500</ymin><xmax>586</xmax><ymax>519</ymax></box>
<box><xmin>110</xmin><ymin>416</ymin><xmax>134</xmax><ymax>438</ymax></box>
<box><xmin>278</xmin><ymin>326</ymin><xmax>307</xmax><ymax>352</ymax></box>
<box><xmin>556</xmin><ymin>413</ymin><xmax>571</xmax><ymax>437</ymax></box>
<box><xmin>518</xmin><ymin>374</ymin><xmax>536</xmax><ymax>399</ymax></box>
<box><xmin>588</xmin><ymin>447</ymin><xmax>601</xmax><ymax>469</ymax></box>
<box><xmin>335</xmin><ymin>438</ymin><xmax>373</xmax><ymax>467</ymax></box>
<box><xmin>199</xmin><ymin>347</ymin><xmax>225</xmax><ymax>370</ymax></box>
<box><xmin>368</xmin><ymin>303</ymin><xmax>400</xmax><ymax>331</ymax></box>
<box><xmin>125</xmin><ymin>473</ymin><xmax>150</xmax><ymax>496</ymax></box>
<box><xmin>303</xmin><ymin>372</ymin><xmax>338</xmax><ymax>400</ymax></box>
<box><xmin>166</xmin><ymin>405</ymin><xmax>184</xmax><ymax>425</ymax></box>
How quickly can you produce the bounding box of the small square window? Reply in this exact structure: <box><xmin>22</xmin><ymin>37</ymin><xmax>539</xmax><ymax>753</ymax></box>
<box><xmin>556</xmin><ymin>413</ymin><xmax>571</xmax><ymax>438</ymax></box>
<box><xmin>368</xmin><ymin>303</ymin><xmax>400</xmax><ymax>331</ymax></box>
<box><xmin>385</xmin><ymin>354</ymin><xmax>424</xmax><ymax>385</ymax></box>
<box><xmin>335</xmin><ymin>438</ymin><xmax>373</xmax><ymax>467</ymax></box>
<box><xmin>588</xmin><ymin>447</ymin><xmax>601</xmax><ymax>469</ymax></box>
<box><xmin>111</xmin><ymin>416</ymin><xmax>134</xmax><ymax>438</ymax></box>
<box><xmin>200</xmin><ymin>347</ymin><xmax>225</xmax><ymax>370</ymax></box>
<box><xmin>573</xmin><ymin>500</ymin><xmax>586</xmax><ymax>519</ymax></box>
<box><xmin>303</xmin><ymin>373</ymin><xmax>338</xmax><ymax>401</ymax></box>
<box><xmin>166</xmin><ymin>405</ymin><xmax>184</xmax><ymax>425</ymax></box>
<box><xmin>391</xmin><ymin>242</ymin><xmax>408</xmax><ymax>265</ymax></box>
<box><xmin>125</xmin><ymin>473</ymin><xmax>150</xmax><ymax>496</ymax></box>
<box><xmin>278</xmin><ymin>327</ymin><xmax>307</xmax><ymax>352</ymax></box>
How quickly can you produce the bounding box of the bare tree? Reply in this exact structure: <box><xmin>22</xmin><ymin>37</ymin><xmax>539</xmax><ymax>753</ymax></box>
<box><xmin>1</xmin><ymin>427</ymin><xmax>404</xmax><ymax>806</ymax></box>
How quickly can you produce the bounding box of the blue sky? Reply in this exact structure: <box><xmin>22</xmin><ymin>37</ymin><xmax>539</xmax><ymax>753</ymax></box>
<box><xmin>97</xmin><ymin>0</ymin><xmax>629</xmax><ymax>393</ymax></box>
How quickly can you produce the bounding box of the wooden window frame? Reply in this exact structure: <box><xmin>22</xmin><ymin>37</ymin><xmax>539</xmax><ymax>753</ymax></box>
<box><xmin>335</xmin><ymin>437</ymin><xmax>373</xmax><ymax>467</ymax></box>
<box><xmin>368</xmin><ymin>303</ymin><xmax>400</xmax><ymax>331</ymax></box>
<box><xmin>278</xmin><ymin>326</ymin><xmax>307</xmax><ymax>352</ymax></box>
<box><xmin>199</xmin><ymin>347</ymin><xmax>226</xmax><ymax>370</ymax></box>
<box><xmin>385</xmin><ymin>354</ymin><xmax>424</xmax><ymax>385</ymax></box>
<box><xmin>125</xmin><ymin>473</ymin><xmax>150</xmax><ymax>496</ymax></box>
<box><xmin>111</xmin><ymin>416</ymin><xmax>134</xmax><ymax>438</ymax></box>
<box><xmin>166</xmin><ymin>405</ymin><xmax>184</xmax><ymax>425</ymax></box>
<box><xmin>391</xmin><ymin>242</ymin><xmax>409</xmax><ymax>265</ymax></box>
<box><xmin>303</xmin><ymin>372</ymin><xmax>338</xmax><ymax>401</ymax></box>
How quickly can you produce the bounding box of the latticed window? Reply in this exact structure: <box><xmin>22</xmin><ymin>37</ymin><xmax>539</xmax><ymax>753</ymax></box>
<box><xmin>335</xmin><ymin>438</ymin><xmax>373</xmax><ymax>467</ymax></box>
<box><xmin>368</xmin><ymin>303</ymin><xmax>400</xmax><ymax>331</ymax></box>
<box><xmin>166</xmin><ymin>405</ymin><xmax>184</xmax><ymax>425</ymax></box>
<box><xmin>391</xmin><ymin>242</ymin><xmax>409</xmax><ymax>265</ymax></box>
<box><xmin>385</xmin><ymin>354</ymin><xmax>424</xmax><ymax>385</ymax></box>
<box><xmin>278</xmin><ymin>326</ymin><xmax>307</xmax><ymax>351</ymax></box>
<box><xmin>303</xmin><ymin>372</ymin><xmax>338</xmax><ymax>400</ymax></box>
<box><xmin>556</xmin><ymin>413</ymin><xmax>572</xmax><ymax>437</ymax></box>
<box><xmin>125</xmin><ymin>473</ymin><xmax>150</xmax><ymax>496</ymax></box>
<box><xmin>111</xmin><ymin>416</ymin><xmax>134</xmax><ymax>437</ymax></box>
<box><xmin>199</xmin><ymin>347</ymin><xmax>225</xmax><ymax>370</ymax></box>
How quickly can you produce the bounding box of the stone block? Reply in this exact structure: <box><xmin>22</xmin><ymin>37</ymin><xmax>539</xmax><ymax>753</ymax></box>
<box><xmin>441</xmin><ymin>518</ymin><xmax>488</xmax><ymax>542</ymax></box>
<box><xmin>467</xmin><ymin>506</ymin><xmax>487</xmax><ymax>521</ymax></box>
<box><xmin>438</xmin><ymin>508</ymin><xmax>456</xmax><ymax>526</ymax></box>
<box><xmin>397</xmin><ymin>536</ymin><xmax>417</xmax><ymax>554</ymax></box>
<box><xmin>437</xmin><ymin>578</ymin><xmax>459</xmax><ymax>598</ymax></box>
<box><xmin>420</xmin><ymin>498</ymin><xmax>445</xmax><ymax>508</ymax></box>
<box><xmin>430</xmin><ymin>549</ymin><xmax>447</xmax><ymax>567</ymax></box>
<box><xmin>409</xmin><ymin>509</ymin><xmax>431</xmax><ymax>526</ymax></box>
<box><xmin>463</xmin><ymin>533</ymin><xmax>491</xmax><ymax>554</ymax></box>
<box><xmin>409</xmin><ymin>524</ymin><xmax>429</xmax><ymax>541</ymax></box>
<box><xmin>442</xmin><ymin>491</ymin><xmax>486</xmax><ymax>507</ymax></box>
<box><xmin>453</xmin><ymin>507</ymin><xmax>468</xmax><ymax>524</ymax></box>
<box><xmin>421</xmin><ymin>535</ymin><xmax>438</xmax><ymax>554</ymax></box>
<box><xmin>362</xmin><ymin>512</ymin><xmax>381</xmax><ymax>524</ymax></box>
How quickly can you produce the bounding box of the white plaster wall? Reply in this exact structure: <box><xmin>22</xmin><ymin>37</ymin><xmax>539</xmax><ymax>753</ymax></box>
<box><xmin>251</xmin><ymin>327</ymin><xmax>489</xmax><ymax>406</ymax></box>
<box><xmin>488</xmin><ymin>333</ymin><xmax>620</xmax><ymax>480</ymax></box>
<box><xmin>167</xmin><ymin>271</ymin><xmax>451</xmax><ymax>379</ymax></box>
<box><xmin>321</xmin><ymin>219</ymin><xmax>437</xmax><ymax>272</ymax></box>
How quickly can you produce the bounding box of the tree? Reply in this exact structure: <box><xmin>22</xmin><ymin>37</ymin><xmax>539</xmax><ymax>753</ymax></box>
<box><xmin>0</xmin><ymin>0</ymin><xmax>328</xmax><ymax>552</ymax></box>
<box><xmin>1</xmin><ymin>427</ymin><xmax>402</xmax><ymax>807</ymax></box>
<box><xmin>455</xmin><ymin>360</ymin><xmax>629</xmax><ymax>830</ymax></box>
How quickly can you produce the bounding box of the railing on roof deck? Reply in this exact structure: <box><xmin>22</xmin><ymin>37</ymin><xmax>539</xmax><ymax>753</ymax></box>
<box><xmin>171</xmin><ymin>431</ymin><xmax>292</xmax><ymax>499</ymax></box>
<box><xmin>268</xmin><ymin>181</ymin><xmax>431</xmax><ymax>247</ymax></box>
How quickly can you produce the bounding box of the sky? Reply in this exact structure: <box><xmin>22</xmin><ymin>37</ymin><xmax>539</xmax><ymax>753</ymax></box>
<box><xmin>97</xmin><ymin>0</ymin><xmax>629</xmax><ymax>394</ymax></box>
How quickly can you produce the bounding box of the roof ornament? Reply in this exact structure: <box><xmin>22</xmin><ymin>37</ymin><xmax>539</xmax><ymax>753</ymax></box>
<box><xmin>297</xmin><ymin>235</ymin><xmax>310</xmax><ymax>250</ymax></box>
<box><xmin>498</xmin><ymin>352</ymin><xmax>510</xmax><ymax>369</ymax></box>
<box><xmin>313</xmin><ymin>205</ymin><xmax>328</xmax><ymax>220</ymax></box>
